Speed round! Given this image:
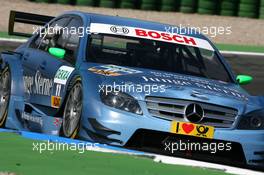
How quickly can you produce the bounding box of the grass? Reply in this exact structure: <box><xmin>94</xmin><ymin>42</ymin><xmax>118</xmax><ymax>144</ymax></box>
<box><xmin>0</xmin><ymin>132</ymin><xmax>229</xmax><ymax>175</ymax></box>
<box><xmin>216</xmin><ymin>43</ymin><xmax>264</xmax><ymax>53</ymax></box>
<box><xmin>0</xmin><ymin>31</ymin><xmax>27</xmax><ymax>39</ymax></box>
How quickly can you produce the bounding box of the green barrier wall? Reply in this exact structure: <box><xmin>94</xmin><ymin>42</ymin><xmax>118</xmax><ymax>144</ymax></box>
<box><xmin>30</xmin><ymin>0</ymin><xmax>263</xmax><ymax>19</ymax></box>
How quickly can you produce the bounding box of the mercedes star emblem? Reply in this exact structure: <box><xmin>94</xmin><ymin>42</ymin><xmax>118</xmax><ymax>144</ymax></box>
<box><xmin>184</xmin><ymin>103</ymin><xmax>204</xmax><ymax>123</ymax></box>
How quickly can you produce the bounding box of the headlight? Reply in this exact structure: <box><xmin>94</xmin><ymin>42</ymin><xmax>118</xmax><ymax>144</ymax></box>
<box><xmin>238</xmin><ymin>112</ymin><xmax>264</xmax><ymax>130</ymax></box>
<box><xmin>100</xmin><ymin>89</ymin><xmax>143</xmax><ymax>115</ymax></box>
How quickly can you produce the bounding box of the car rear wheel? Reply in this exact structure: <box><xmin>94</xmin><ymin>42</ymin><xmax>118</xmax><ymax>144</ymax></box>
<box><xmin>0</xmin><ymin>67</ymin><xmax>11</xmax><ymax>127</ymax></box>
<box><xmin>62</xmin><ymin>79</ymin><xmax>83</xmax><ymax>138</ymax></box>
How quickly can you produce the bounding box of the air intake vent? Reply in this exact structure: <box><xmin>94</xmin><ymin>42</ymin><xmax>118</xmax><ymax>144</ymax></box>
<box><xmin>145</xmin><ymin>96</ymin><xmax>238</xmax><ymax>128</ymax></box>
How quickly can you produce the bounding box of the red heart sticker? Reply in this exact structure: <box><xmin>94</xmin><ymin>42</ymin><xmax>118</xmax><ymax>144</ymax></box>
<box><xmin>182</xmin><ymin>123</ymin><xmax>194</xmax><ymax>134</ymax></box>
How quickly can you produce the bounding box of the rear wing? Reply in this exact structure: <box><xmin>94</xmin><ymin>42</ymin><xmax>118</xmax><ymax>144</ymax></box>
<box><xmin>8</xmin><ymin>10</ymin><xmax>54</xmax><ymax>37</ymax></box>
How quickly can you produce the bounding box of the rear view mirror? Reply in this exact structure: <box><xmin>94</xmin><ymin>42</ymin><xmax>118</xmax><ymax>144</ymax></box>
<box><xmin>236</xmin><ymin>75</ymin><xmax>253</xmax><ymax>85</ymax></box>
<box><xmin>48</xmin><ymin>47</ymin><xmax>65</xmax><ymax>59</ymax></box>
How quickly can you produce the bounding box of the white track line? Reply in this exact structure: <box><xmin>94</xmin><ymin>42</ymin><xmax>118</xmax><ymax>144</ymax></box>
<box><xmin>154</xmin><ymin>155</ymin><xmax>263</xmax><ymax>175</ymax></box>
<box><xmin>0</xmin><ymin>37</ymin><xmax>27</xmax><ymax>43</ymax></box>
<box><xmin>221</xmin><ymin>50</ymin><xmax>264</xmax><ymax>57</ymax></box>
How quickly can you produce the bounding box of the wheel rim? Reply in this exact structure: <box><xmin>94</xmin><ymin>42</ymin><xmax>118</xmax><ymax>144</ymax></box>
<box><xmin>0</xmin><ymin>70</ymin><xmax>10</xmax><ymax>121</ymax></box>
<box><xmin>63</xmin><ymin>83</ymin><xmax>82</xmax><ymax>137</ymax></box>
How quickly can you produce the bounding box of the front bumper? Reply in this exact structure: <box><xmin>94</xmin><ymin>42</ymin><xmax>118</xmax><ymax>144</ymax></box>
<box><xmin>80</xmin><ymin>101</ymin><xmax>264</xmax><ymax>169</ymax></box>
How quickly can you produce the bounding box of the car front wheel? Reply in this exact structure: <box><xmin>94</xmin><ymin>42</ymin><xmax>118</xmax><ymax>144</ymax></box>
<box><xmin>62</xmin><ymin>78</ymin><xmax>83</xmax><ymax>139</ymax></box>
<box><xmin>0</xmin><ymin>67</ymin><xmax>11</xmax><ymax>127</ymax></box>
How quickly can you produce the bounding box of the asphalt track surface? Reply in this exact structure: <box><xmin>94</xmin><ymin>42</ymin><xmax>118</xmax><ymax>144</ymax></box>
<box><xmin>0</xmin><ymin>40</ymin><xmax>264</xmax><ymax>175</ymax></box>
<box><xmin>2</xmin><ymin>0</ymin><xmax>264</xmax><ymax>46</ymax></box>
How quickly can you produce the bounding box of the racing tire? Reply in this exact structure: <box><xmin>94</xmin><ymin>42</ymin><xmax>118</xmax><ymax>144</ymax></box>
<box><xmin>198</xmin><ymin>0</ymin><xmax>216</xmax><ymax>10</ymax></box>
<box><xmin>181</xmin><ymin>0</ymin><xmax>196</xmax><ymax>7</ymax></box>
<box><xmin>197</xmin><ymin>8</ymin><xmax>215</xmax><ymax>15</ymax></box>
<box><xmin>221</xmin><ymin>1</ymin><xmax>238</xmax><ymax>11</ymax></box>
<box><xmin>76</xmin><ymin>0</ymin><xmax>95</xmax><ymax>6</ymax></box>
<box><xmin>57</xmin><ymin>0</ymin><xmax>72</xmax><ymax>5</ymax></box>
<box><xmin>141</xmin><ymin>0</ymin><xmax>157</xmax><ymax>4</ymax></box>
<box><xmin>160</xmin><ymin>0</ymin><xmax>180</xmax><ymax>11</ymax></box>
<box><xmin>122</xmin><ymin>0</ymin><xmax>134</xmax><ymax>2</ymax></box>
<box><xmin>239</xmin><ymin>4</ymin><xmax>258</xmax><ymax>12</ymax></box>
<box><xmin>180</xmin><ymin>6</ymin><xmax>195</xmax><ymax>13</ymax></box>
<box><xmin>160</xmin><ymin>5</ymin><xmax>175</xmax><ymax>11</ymax></box>
<box><xmin>120</xmin><ymin>2</ymin><xmax>135</xmax><ymax>8</ymax></box>
<box><xmin>221</xmin><ymin>0</ymin><xmax>238</xmax><ymax>2</ymax></box>
<box><xmin>240</xmin><ymin>0</ymin><xmax>259</xmax><ymax>4</ymax></box>
<box><xmin>220</xmin><ymin>10</ymin><xmax>236</xmax><ymax>16</ymax></box>
<box><xmin>35</xmin><ymin>0</ymin><xmax>52</xmax><ymax>2</ymax></box>
<box><xmin>61</xmin><ymin>77</ymin><xmax>83</xmax><ymax>139</ymax></box>
<box><xmin>0</xmin><ymin>67</ymin><xmax>11</xmax><ymax>128</ymax></box>
<box><xmin>260</xmin><ymin>7</ymin><xmax>264</xmax><ymax>13</ymax></box>
<box><xmin>140</xmin><ymin>3</ymin><xmax>157</xmax><ymax>10</ymax></box>
<box><xmin>99</xmin><ymin>0</ymin><xmax>117</xmax><ymax>8</ymax></box>
<box><xmin>238</xmin><ymin>11</ymin><xmax>258</xmax><ymax>18</ymax></box>
<box><xmin>161</xmin><ymin>0</ymin><xmax>175</xmax><ymax>6</ymax></box>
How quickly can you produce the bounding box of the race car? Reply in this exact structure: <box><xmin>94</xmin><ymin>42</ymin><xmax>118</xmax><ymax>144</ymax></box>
<box><xmin>1</xmin><ymin>11</ymin><xmax>264</xmax><ymax>169</ymax></box>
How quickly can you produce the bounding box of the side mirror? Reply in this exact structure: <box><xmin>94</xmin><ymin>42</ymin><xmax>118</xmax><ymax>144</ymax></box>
<box><xmin>48</xmin><ymin>47</ymin><xmax>65</xmax><ymax>59</ymax></box>
<box><xmin>236</xmin><ymin>75</ymin><xmax>253</xmax><ymax>85</ymax></box>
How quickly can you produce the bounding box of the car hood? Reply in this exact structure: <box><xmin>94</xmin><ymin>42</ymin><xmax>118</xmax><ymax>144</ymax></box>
<box><xmin>85</xmin><ymin>64</ymin><xmax>258</xmax><ymax>114</ymax></box>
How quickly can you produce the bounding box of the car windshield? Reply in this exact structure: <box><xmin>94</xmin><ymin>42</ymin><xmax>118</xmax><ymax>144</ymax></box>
<box><xmin>87</xmin><ymin>34</ymin><xmax>232</xmax><ymax>82</ymax></box>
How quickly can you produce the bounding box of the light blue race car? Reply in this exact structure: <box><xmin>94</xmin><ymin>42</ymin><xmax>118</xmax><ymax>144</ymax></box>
<box><xmin>0</xmin><ymin>10</ymin><xmax>264</xmax><ymax>170</ymax></box>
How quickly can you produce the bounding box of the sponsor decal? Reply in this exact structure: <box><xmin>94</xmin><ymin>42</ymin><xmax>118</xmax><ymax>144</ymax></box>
<box><xmin>88</xmin><ymin>65</ymin><xmax>142</xmax><ymax>76</ymax></box>
<box><xmin>88</xmin><ymin>68</ymin><xmax>121</xmax><ymax>76</ymax></box>
<box><xmin>171</xmin><ymin>121</ymin><xmax>214</xmax><ymax>139</ymax></box>
<box><xmin>21</xmin><ymin>112</ymin><xmax>43</xmax><ymax>127</ymax></box>
<box><xmin>101</xmin><ymin>65</ymin><xmax>142</xmax><ymax>74</ymax></box>
<box><xmin>53</xmin><ymin>118</ymin><xmax>62</xmax><ymax>127</ymax></box>
<box><xmin>142</xmin><ymin>74</ymin><xmax>248</xmax><ymax>100</ymax></box>
<box><xmin>135</xmin><ymin>29</ymin><xmax>196</xmax><ymax>46</ymax></box>
<box><xmin>110</xmin><ymin>26</ymin><xmax>129</xmax><ymax>34</ymax></box>
<box><xmin>23</xmin><ymin>71</ymin><xmax>53</xmax><ymax>96</ymax></box>
<box><xmin>54</xmin><ymin>66</ymin><xmax>75</xmax><ymax>85</ymax></box>
<box><xmin>51</xmin><ymin>130</ymin><xmax>59</xmax><ymax>135</ymax></box>
<box><xmin>23</xmin><ymin>76</ymin><xmax>34</xmax><ymax>94</ymax></box>
<box><xmin>89</xmin><ymin>23</ymin><xmax>214</xmax><ymax>51</ymax></box>
<box><xmin>51</xmin><ymin>96</ymin><xmax>61</xmax><ymax>108</ymax></box>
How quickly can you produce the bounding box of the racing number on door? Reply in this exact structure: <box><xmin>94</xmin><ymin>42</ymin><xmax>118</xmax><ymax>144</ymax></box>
<box><xmin>55</xmin><ymin>84</ymin><xmax>62</xmax><ymax>96</ymax></box>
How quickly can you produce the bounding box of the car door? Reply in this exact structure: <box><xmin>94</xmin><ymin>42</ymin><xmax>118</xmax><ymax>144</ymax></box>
<box><xmin>22</xmin><ymin>16</ymin><xmax>71</xmax><ymax>105</ymax></box>
<box><xmin>36</xmin><ymin>16</ymin><xmax>82</xmax><ymax>110</ymax></box>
